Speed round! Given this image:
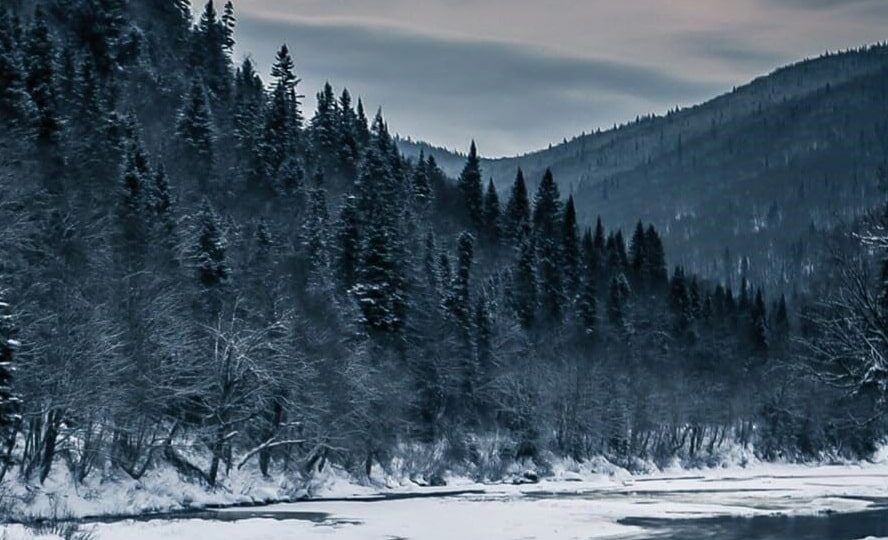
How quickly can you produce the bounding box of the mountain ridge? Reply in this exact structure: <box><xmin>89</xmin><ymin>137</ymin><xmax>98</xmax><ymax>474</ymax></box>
<box><xmin>400</xmin><ymin>42</ymin><xmax>888</xmax><ymax>289</ymax></box>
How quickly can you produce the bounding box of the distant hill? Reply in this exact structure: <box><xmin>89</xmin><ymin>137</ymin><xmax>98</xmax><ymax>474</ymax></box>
<box><xmin>400</xmin><ymin>45</ymin><xmax>888</xmax><ymax>290</ymax></box>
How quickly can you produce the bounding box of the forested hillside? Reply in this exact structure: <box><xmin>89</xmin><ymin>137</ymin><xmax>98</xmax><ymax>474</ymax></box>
<box><xmin>0</xmin><ymin>0</ymin><xmax>882</xmax><ymax>497</ymax></box>
<box><xmin>402</xmin><ymin>46</ymin><xmax>888</xmax><ymax>293</ymax></box>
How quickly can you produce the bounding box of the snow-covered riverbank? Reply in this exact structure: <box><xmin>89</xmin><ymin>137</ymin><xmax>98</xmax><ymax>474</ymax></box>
<box><xmin>4</xmin><ymin>461</ymin><xmax>888</xmax><ymax>539</ymax></box>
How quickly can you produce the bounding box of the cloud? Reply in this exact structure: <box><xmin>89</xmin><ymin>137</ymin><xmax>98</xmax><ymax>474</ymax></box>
<box><xmin>235</xmin><ymin>16</ymin><xmax>725</xmax><ymax>156</ymax></box>
<box><xmin>763</xmin><ymin>0</ymin><xmax>876</xmax><ymax>9</ymax></box>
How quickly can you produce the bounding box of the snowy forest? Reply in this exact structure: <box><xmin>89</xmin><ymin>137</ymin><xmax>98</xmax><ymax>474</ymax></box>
<box><xmin>0</xmin><ymin>0</ymin><xmax>885</xmax><ymax>498</ymax></box>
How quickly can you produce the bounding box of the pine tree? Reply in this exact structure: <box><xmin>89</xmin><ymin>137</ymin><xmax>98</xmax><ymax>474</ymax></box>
<box><xmin>629</xmin><ymin>221</ymin><xmax>647</xmax><ymax>285</ymax></box>
<box><xmin>194</xmin><ymin>199</ymin><xmax>229</xmax><ymax>289</ymax></box>
<box><xmin>458</xmin><ymin>141</ymin><xmax>484</xmax><ymax>228</ymax></box>
<box><xmin>302</xmin><ymin>170</ymin><xmax>330</xmax><ymax>285</ymax></box>
<box><xmin>562</xmin><ymin>195</ymin><xmax>581</xmax><ymax>298</ymax></box>
<box><xmin>482</xmin><ymin>179</ymin><xmax>501</xmax><ymax>244</ymax></box>
<box><xmin>337</xmin><ymin>88</ymin><xmax>360</xmax><ymax>177</ymax></box>
<box><xmin>750</xmin><ymin>288</ymin><xmax>769</xmax><ymax>354</ymax></box>
<box><xmin>355</xmin><ymin>97</ymin><xmax>370</xmax><ymax>147</ymax></box>
<box><xmin>335</xmin><ymin>195</ymin><xmax>361</xmax><ymax>290</ymax></box>
<box><xmin>233</xmin><ymin>58</ymin><xmax>266</xmax><ymax>184</ymax></box>
<box><xmin>422</xmin><ymin>230</ymin><xmax>439</xmax><ymax>293</ymax></box>
<box><xmin>194</xmin><ymin>0</ymin><xmax>232</xmax><ymax>99</ymax></box>
<box><xmin>474</xmin><ymin>292</ymin><xmax>493</xmax><ymax>375</ymax></box>
<box><xmin>511</xmin><ymin>232</ymin><xmax>537</xmax><ymax>329</ymax></box>
<box><xmin>261</xmin><ymin>44</ymin><xmax>302</xmax><ymax>179</ymax></box>
<box><xmin>644</xmin><ymin>225</ymin><xmax>668</xmax><ymax>288</ymax></box>
<box><xmin>221</xmin><ymin>1</ymin><xmax>236</xmax><ymax>52</ymax></box>
<box><xmin>669</xmin><ymin>266</ymin><xmax>692</xmax><ymax>338</ymax></box>
<box><xmin>412</xmin><ymin>151</ymin><xmax>432</xmax><ymax>208</ymax></box>
<box><xmin>311</xmin><ymin>82</ymin><xmax>340</xmax><ymax>168</ymax></box>
<box><xmin>448</xmin><ymin>232</ymin><xmax>475</xmax><ymax>335</ymax></box>
<box><xmin>533</xmin><ymin>169</ymin><xmax>564</xmax><ymax>323</ymax></box>
<box><xmin>117</xmin><ymin>126</ymin><xmax>152</xmax><ymax>254</ymax></box>
<box><xmin>176</xmin><ymin>77</ymin><xmax>215</xmax><ymax>184</ymax></box>
<box><xmin>351</xmin><ymin>146</ymin><xmax>406</xmax><ymax>338</ymax></box>
<box><xmin>503</xmin><ymin>168</ymin><xmax>531</xmax><ymax>241</ymax></box>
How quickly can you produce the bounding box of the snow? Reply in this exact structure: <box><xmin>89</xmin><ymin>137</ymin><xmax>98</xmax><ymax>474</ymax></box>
<box><xmin>3</xmin><ymin>461</ymin><xmax>888</xmax><ymax>540</ymax></box>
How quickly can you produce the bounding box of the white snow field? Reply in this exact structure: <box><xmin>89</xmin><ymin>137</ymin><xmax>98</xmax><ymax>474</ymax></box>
<box><xmin>3</xmin><ymin>462</ymin><xmax>888</xmax><ymax>540</ymax></box>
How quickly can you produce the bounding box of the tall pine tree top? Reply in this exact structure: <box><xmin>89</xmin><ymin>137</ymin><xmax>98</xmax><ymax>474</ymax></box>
<box><xmin>458</xmin><ymin>140</ymin><xmax>484</xmax><ymax>228</ymax></box>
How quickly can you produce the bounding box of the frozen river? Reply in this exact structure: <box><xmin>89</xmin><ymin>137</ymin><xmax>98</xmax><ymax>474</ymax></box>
<box><xmin>4</xmin><ymin>464</ymin><xmax>888</xmax><ymax>539</ymax></box>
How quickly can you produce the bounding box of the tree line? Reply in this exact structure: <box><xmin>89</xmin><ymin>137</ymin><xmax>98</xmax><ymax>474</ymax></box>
<box><xmin>0</xmin><ymin>0</ymin><xmax>880</xmax><ymax>490</ymax></box>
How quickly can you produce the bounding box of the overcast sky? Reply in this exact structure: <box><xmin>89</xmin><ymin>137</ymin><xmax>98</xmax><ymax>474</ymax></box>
<box><xmin>233</xmin><ymin>0</ymin><xmax>888</xmax><ymax>157</ymax></box>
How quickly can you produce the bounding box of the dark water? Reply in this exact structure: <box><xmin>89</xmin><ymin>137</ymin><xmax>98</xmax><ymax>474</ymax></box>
<box><xmin>622</xmin><ymin>508</ymin><xmax>888</xmax><ymax>540</ymax></box>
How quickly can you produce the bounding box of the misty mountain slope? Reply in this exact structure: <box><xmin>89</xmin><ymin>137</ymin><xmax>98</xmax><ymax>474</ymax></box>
<box><xmin>401</xmin><ymin>45</ymin><xmax>888</xmax><ymax>288</ymax></box>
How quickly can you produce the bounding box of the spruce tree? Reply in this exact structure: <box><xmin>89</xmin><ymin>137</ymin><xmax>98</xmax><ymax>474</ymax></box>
<box><xmin>448</xmin><ymin>232</ymin><xmax>475</xmax><ymax>335</ymax></box>
<box><xmin>750</xmin><ymin>288</ymin><xmax>769</xmax><ymax>354</ymax></box>
<box><xmin>176</xmin><ymin>77</ymin><xmax>215</xmax><ymax>184</ymax></box>
<box><xmin>458</xmin><ymin>141</ymin><xmax>484</xmax><ymax>228</ymax></box>
<box><xmin>482</xmin><ymin>179</ymin><xmax>501</xmax><ymax>244</ymax></box>
<box><xmin>337</xmin><ymin>88</ymin><xmax>359</xmax><ymax>177</ymax></box>
<box><xmin>511</xmin><ymin>232</ymin><xmax>537</xmax><ymax>329</ymax></box>
<box><xmin>352</xmin><ymin>146</ymin><xmax>406</xmax><ymax>338</ymax></box>
<box><xmin>562</xmin><ymin>195</ymin><xmax>581</xmax><ymax>298</ymax></box>
<box><xmin>629</xmin><ymin>221</ymin><xmax>647</xmax><ymax>285</ymax></box>
<box><xmin>311</xmin><ymin>82</ymin><xmax>340</xmax><ymax>168</ymax></box>
<box><xmin>533</xmin><ymin>169</ymin><xmax>564</xmax><ymax>323</ymax></box>
<box><xmin>336</xmin><ymin>195</ymin><xmax>361</xmax><ymax>290</ymax></box>
<box><xmin>195</xmin><ymin>0</ymin><xmax>232</xmax><ymax>99</ymax></box>
<box><xmin>504</xmin><ymin>168</ymin><xmax>531</xmax><ymax>241</ymax></box>
<box><xmin>412</xmin><ymin>151</ymin><xmax>432</xmax><ymax>207</ymax></box>
<box><xmin>644</xmin><ymin>225</ymin><xmax>668</xmax><ymax>288</ymax></box>
<box><xmin>194</xmin><ymin>199</ymin><xmax>229</xmax><ymax>289</ymax></box>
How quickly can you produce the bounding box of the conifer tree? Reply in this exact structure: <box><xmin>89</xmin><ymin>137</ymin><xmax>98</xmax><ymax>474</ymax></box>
<box><xmin>233</xmin><ymin>58</ymin><xmax>266</xmax><ymax>183</ymax></box>
<box><xmin>302</xmin><ymin>170</ymin><xmax>330</xmax><ymax>285</ymax></box>
<box><xmin>772</xmin><ymin>293</ymin><xmax>790</xmax><ymax>339</ymax></box>
<box><xmin>482</xmin><ymin>179</ymin><xmax>501</xmax><ymax>244</ymax></box>
<box><xmin>629</xmin><ymin>221</ymin><xmax>647</xmax><ymax>285</ymax></box>
<box><xmin>352</xmin><ymin>146</ymin><xmax>406</xmax><ymax>338</ymax></box>
<box><xmin>448</xmin><ymin>232</ymin><xmax>475</xmax><ymax>335</ymax></box>
<box><xmin>750</xmin><ymin>288</ymin><xmax>769</xmax><ymax>353</ymax></box>
<box><xmin>195</xmin><ymin>0</ymin><xmax>232</xmax><ymax>99</ymax></box>
<box><xmin>176</xmin><ymin>77</ymin><xmax>215</xmax><ymax>184</ymax></box>
<box><xmin>504</xmin><ymin>168</ymin><xmax>531</xmax><ymax>241</ymax></box>
<box><xmin>311</xmin><ymin>82</ymin><xmax>340</xmax><ymax>168</ymax></box>
<box><xmin>511</xmin><ymin>232</ymin><xmax>537</xmax><ymax>329</ymax></box>
<box><xmin>337</xmin><ymin>88</ymin><xmax>359</xmax><ymax>176</ymax></box>
<box><xmin>458</xmin><ymin>141</ymin><xmax>484</xmax><ymax>228</ymax></box>
<box><xmin>533</xmin><ymin>169</ymin><xmax>564</xmax><ymax>323</ymax></box>
<box><xmin>669</xmin><ymin>266</ymin><xmax>692</xmax><ymax>338</ymax></box>
<box><xmin>194</xmin><ymin>199</ymin><xmax>229</xmax><ymax>289</ymax></box>
<box><xmin>644</xmin><ymin>225</ymin><xmax>668</xmax><ymax>288</ymax></box>
<box><xmin>336</xmin><ymin>195</ymin><xmax>361</xmax><ymax>290</ymax></box>
<box><xmin>412</xmin><ymin>151</ymin><xmax>432</xmax><ymax>208</ymax></box>
<box><xmin>562</xmin><ymin>195</ymin><xmax>581</xmax><ymax>298</ymax></box>
<box><xmin>474</xmin><ymin>291</ymin><xmax>493</xmax><ymax>376</ymax></box>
